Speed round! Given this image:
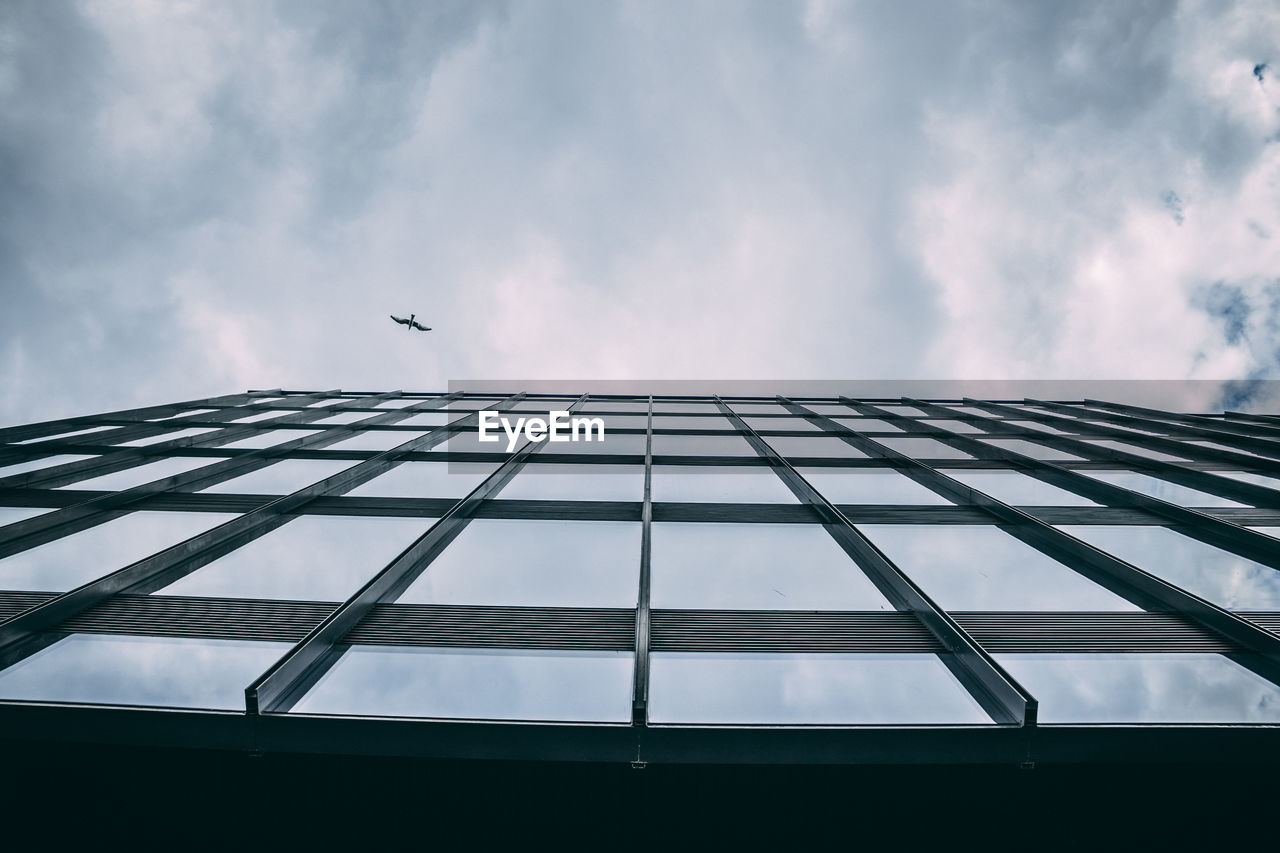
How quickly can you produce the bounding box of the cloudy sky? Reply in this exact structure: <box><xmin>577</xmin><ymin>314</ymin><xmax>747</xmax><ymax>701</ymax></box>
<box><xmin>3</xmin><ymin>0</ymin><xmax>1279</xmax><ymax>425</ymax></box>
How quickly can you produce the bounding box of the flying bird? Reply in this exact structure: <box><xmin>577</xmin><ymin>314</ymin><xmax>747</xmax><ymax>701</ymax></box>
<box><xmin>390</xmin><ymin>314</ymin><xmax>432</xmax><ymax>332</ymax></box>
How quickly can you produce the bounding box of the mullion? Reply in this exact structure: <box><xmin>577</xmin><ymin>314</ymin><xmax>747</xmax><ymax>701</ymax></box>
<box><xmin>631</xmin><ymin>395</ymin><xmax>654</xmax><ymax>724</ymax></box>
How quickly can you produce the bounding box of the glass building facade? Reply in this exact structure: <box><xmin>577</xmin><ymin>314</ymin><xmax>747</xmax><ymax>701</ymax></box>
<box><xmin>2</xmin><ymin>388</ymin><xmax>1280</xmax><ymax>766</ymax></box>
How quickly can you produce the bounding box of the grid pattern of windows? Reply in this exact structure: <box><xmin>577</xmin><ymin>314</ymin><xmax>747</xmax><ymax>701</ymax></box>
<box><xmin>3</xmin><ymin>390</ymin><xmax>1280</xmax><ymax>761</ymax></box>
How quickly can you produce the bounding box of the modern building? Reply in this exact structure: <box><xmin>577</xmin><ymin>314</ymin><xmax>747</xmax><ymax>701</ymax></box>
<box><xmin>2</xmin><ymin>387</ymin><xmax>1280</xmax><ymax>781</ymax></box>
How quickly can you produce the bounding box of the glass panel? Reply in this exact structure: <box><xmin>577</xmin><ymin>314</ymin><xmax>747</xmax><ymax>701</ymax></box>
<box><xmin>975</xmin><ymin>438</ymin><xmax>1084</xmax><ymax>460</ymax></box>
<box><xmin>1057</xmin><ymin>525</ymin><xmax>1280</xmax><ymax>610</ymax></box>
<box><xmin>325</xmin><ymin>430</ymin><xmax>424</xmax><ymax>452</ymax></box>
<box><xmin>438</xmin><ymin>430</ymin><xmax>526</xmax><ymax>455</ymax></box>
<box><xmin>159</xmin><ymin>516</ymin><xmax>433</xmax><ymax>600</ymax></box>
<box><xmin>0</xmin><ymin>455</ymin><xmax>96</xmax><ymax>477</ymax></box>
<box><xmin>229</xmin><ymin>410</ymin><xmax>293</xmax><ymax>424</ymax></box>
<box><xmin>304</xmin><ymin>398</ymin><xmax>349</xmax><ymax>407</ymax></box>
<box><xmin>373</xmin><ymin>399</ymin><xmax>418</xmax><ymax>408</ymax></box>
<box><xmin>397</xmin><ymin>412</ymin><xmax>451</xmax><ymax>427</ymax></box>
<box><xmin>1085</xmin><ymin>440</ymin><xmax>1191</xmax><ymax>462</ymax></box>
<box><xmin>651</xmin><ymin>466</ymin><xmax>799</xmax><ymax>503</ymax></box>
<box><xmin>827</xmin><ymin>418</ymin><xmax>901</xmax><ymax>432</ymax></box>
<box><xmin>198</xmin><ymin>459</ymin><xmax>355</xmax><ymax>495</ymax></box>
<box><xmin>1187</xmin><ymin>440</ymin><xmax>1270</xmax><ymax>458</ymax></box>
<box><xmin>148</xmin><ymin>409</ymin><xmax>217</xmax><ymax>421</ymax></box>
<box><xmin>14</xmin><ymin>425</ymin><xmax>116</xmax><ymax>443</ymax></box>
<box><xmin>651</xmin><ymin>415</ymin><xmax>733</xmax><ymax>431</ymax></box>
<box><xmin>743</xmin><ymin>416</ymin><xmax>824</xmax><ymax>432</ymax></box>
<box><xmin>293</xmin><ymin>647</ymin><xmax>632</xmax><ymax>722</ymax></box>
<box><xmin>804</xmin><ymin>404</ymin><xmax>856</xmax><ymax>416</ymax></box>
<box><xmin>994</xmin><ymin>653</ymin><xmax>1280</xmax><ymax>724</ymax></box>
<box><xmin>1079</xmin><ymin>471</ymin><xmax>1246</xmax><ymax>507</ymax></box>
<box><xmin>648</xmin><ymin>653</ymin><xmax>990</xmax><ymax>724</ymax></box>
<box><xmin>1220</xmin><ymin>471</ymin><xmax>1280</xmax><ymax>491</ymax></box>
<box><xmin>219</xmin><ymin>428</ymin><xmax>322</xmax><ymax>449</ymax></box>
<box><xmin>650</xmin><ymin>522</ymin><xmax>890</xmax><ymax>610</ymax></box>
<box><xmin>117</xmin><ymin>428</ymin><xmax>218</xmax><ymax>447</ymax></box>
<box><xmin>651</xmin><ymin>434</ymin><xmax>755</xmax><ymax>456</ymax></box>
<box><xmin>652</xmin><ymin>402</ymin><xmax>718</xmax><ymax>413</ymax></box>
<box><xmin>0</xmin><ymin>507</ymin><xmax>49</xmax><ymax>527</ymax></box>
<box><xmin>944</xmin><ymin>471</ymin><xmax>1099</xmax><ymax>506</ymax></box>
<box><xmin>0</xmin><ymin>634</ymin><xmax>289</xmax><ymax>710</ymax></box>
<box><xmin>537</xmin><ymin>432</ymin><xmax>648</xmax><ymax>455</ymax></box>
<box><xmin>878</xmin><ymin>405</ymin><xmax>925</xmax><ymax>416</ymax></box>
<box><xmin>858</xmin><ymin>525</ymin><xmax>1135</xmax><ymax>610</ymax></box>
<box><xmin>312</xmin><ymin>411</ymin><xmax>372</xmax><ymax>425</ymax></box>
<box><xmin>875</xmin><ymin>437</ymin><xmax>973</xmax><ymax>459</ymax></box>
<box><xmin>0</xmin><ymin>511</ymin><xmax>237</xmax><ymax>591</ymax></box>
<box><xmin>397</xmin><ymin>519</ymin><xmax>640</xmax><ymax>607</ymax></box>
<box><xmin>797</xmin><ymin>468</ymin><xmax>952</xmax><ymax>505</ymax></box>
<box><xmin>582</xmin><ymin>402</ymin><xmax>650</xmax><ymax>412</ymax></box>
<box><xmin>344</xmin><ymin>462</ymin><xmax>496</xmax><ymax>498</ymax></box>
<box><xmin>728</xmin><ymin>403</ymin><xmax>791</xmax><ymax>415</ymax></box>
<box><xmin>763</xmin><ymin>436</ymin><xmax>868</xmax><ymax>459</ymax></box>
<box><xmin>56</xmin><ymin>456</ymin><xmax>228</xmax><ymax>491</ymax></box>
<box><xmin>1005</xmin><ymin>420</ymin><xmax>1077</xmax><ymax>435</ymax></box>
<box><xmin>496</xmin><ymin>464</ymin><xmax>643</xmax><ymax>502</ymax></box>
<box><xmin>919</xmin><ymin>419</ymin><xmax>986</xmax><ymax>434</ymax></box>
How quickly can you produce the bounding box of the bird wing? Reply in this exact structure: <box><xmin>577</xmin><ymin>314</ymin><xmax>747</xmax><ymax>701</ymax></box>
<box><xmin>411</xmin><ymin>321</ymin><xmax>432</xmax><ymax>331</ymax></box>
<box><xmin>390</xmin><ymin>315</ymin><xmax>410</xmax><ymax>325</ymax></box>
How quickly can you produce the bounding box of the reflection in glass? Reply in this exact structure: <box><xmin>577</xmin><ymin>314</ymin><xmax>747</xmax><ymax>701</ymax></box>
<box><xmin>1058</xmin><ymin>525</ymin><xmax>1280</xmax><ymax>610</ymax></box>
<box><xmin>1079</xmin><ymin>471</ymin><xmax>1246</xmax><ymax>508</ymax></box>
<box><xmin>0</xmin><ymin>634</ymin><xmax>289</xmax><ymax>710</ymax></box>
<box><xmin>764</xmin><ymin>436</ymin><xmax>868</xmax><ymax>459</ymax></box>
<box><xmin>118</xmin><ymin>428</ymin><xmax>218</xmax><ymax>447</ymax></box>
<box><xmin>398</xmin><ymin>519</ymin><xmax>640</xmax><ymax>607</ymax></box>
<box><xmin>158</xmin><ymin>516</ymin><xmax>432</xmax><ymax>600</ymax></box>
<box><xmin>995</xmin><ymin>653</ymin><xmax>1280</xmax><ymax>723</ymax></box>
<box><xmin>649</xmin><ymin>653</ymin><xmax>991</xmax><ymax>724</ymax></box>
<box><xmin>858</xmin><ymin>525</ymin><xmax>1135</xmax><ymax>610</ymax></box>
<box><xmin>796</xmin><ymin>468</ymin><xmax>951</xmax><ymax>505</ymax></box>
<box><xmin>650</xmin><ymin>466</ymin><xmax>798</xmax><ymax>503</ymax></box>
<box><xmin>219</xmin><ymin>429</ymin><xmax>322</xmax><ymax>449</ymax></box>
<box><xmin>0</xmin><ymin>455</ymin><xmax>96</xmax><ymax>477</ymax></box>
<box><xmin>497</xmin><ymin>464</ymin><xmax>643</xmax><ymax>501</ymax></box>
<box><xmin>293</xmin><ymin>646</ymin><xmax>633</xmax><ymax>721</ymax></box>
<box><xmin>325</xmin><ymin>430</ymin><xmax>425</xmax><ymax>452</ymax></box>
<box><xmin>875</xmin><ymin>437</ymin><xmax>973</xmax><ymax>459</ymax></box>
<box><xmin>198</xmin><ymin>460</ymin><xmax>356</xmax><ymax>495</ymax></box>
<box><xmin>651</xmin><ymin>434</ymin><xmax>755</xmax><ymax>456</ymax></box>
<box><xmin>651</xmin><ymin>522</ymin><xmax>889</xmax><ymax>610</ymax></box>
<box><xmin>0</xmin><ymin>511</ymin><xmax>236</xmax><ymax>591</ymax></box>
<box><xmin>344</xmin><ymin>462</ymin><xmax>495</xmax><ymax>499</ymax></box>
<box><xmin>56</xmin><ymin>456</ymin><xmax>229</xmax><ymax>492</ymax></box>
<box><xmin>944</xmin><ymin>471</ymin><xmax>1099</xmax><ymax>506</ymax></box>
<box><xmin>974</xmin><ymin>439</ymin><xmax>1083</xmax><ymax>460</ymax></box>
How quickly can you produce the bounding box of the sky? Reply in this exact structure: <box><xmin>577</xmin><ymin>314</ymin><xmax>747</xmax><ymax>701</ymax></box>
<box><xmin>3</xmin><ymin>0</ymin><xmax>1280</xmax><ymax>426</ymax></box>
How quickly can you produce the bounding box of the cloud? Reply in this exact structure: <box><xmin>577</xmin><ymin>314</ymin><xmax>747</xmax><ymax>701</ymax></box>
<box><xmin>2</xmin><ymin>0</ymin><xmax>1280</xmax><ymax>427</ymax></box>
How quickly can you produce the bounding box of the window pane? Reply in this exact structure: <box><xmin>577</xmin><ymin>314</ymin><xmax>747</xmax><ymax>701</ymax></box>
<box><xmin>919</xmin><ymin>419</ymin><xmax>986</xmax><ymax>434</ymax></box>
<box><xmin>874</xmin><ymin>437</ymin><xmax>973</xmax><ymax>459</ymax></box>
<box><xmin>858</xmin><ymin>525</ymin><xmax>1135</xmax><ymax>610</ymax></box>
<box><xmin>1079</xmin><ymin>471</ymin><xmax>1246</xmax><ymax>508</ymax></box>
<box><xmin>1058</xmin><ymin>525</ymin><xmax>1280</xmax><ymax>610</ymax></box>
<box><xmin>744</xmin><ymin>416</ymin><xmax>824</xmax><ymax>432</ymax></box>
<box><xmin>117</xmin><ymin>428</ymin><xmax>219</xmax><ymax>447</ymax></box>
<box><xmin>994</xmin><ymin>653</ymin><xmax>1280</xmax><ymax>724</ymax></box>
<box><xmin>974</xmin><ymin>439</ymin><xmax>1083</xmax><ymax>460</ymax></box>
<box><xmin>944</xmin><ymin>471</ymin><xmax>1099</xmax><ymax>506</ymax></box>
<box><xmin>0</xmin><ymin>634</ymin><xmax>288</xmax><ymax>710</ymax></box>
<box><xmin>649</xmin><ymin>653</ymin><xmax>990</xmax><ymax>724</ymax></box>
<box><xmin>397</xmin><ymin>412</ymin><xmax>451</xmax><ymax>427</ymax></box>
<box><xmin>158</xmin><ymin>516</ymin><xmax>433</xmax><ymax>600</ymax></box>
<box><xmin>219</xmin><ymin>428</ymin><xmax>322</xmax><ymax>449</ymax></box>
<box><xmin>651</xmin><ymin>415</ymin><xmax>733</xmax><ymax>431</ymax></box>
<box><xmin>229</xmin><ymin>410</ymin><xmax>294</xmax><ymax>424</ymax></box>
<box><xmin>312</xmin><ymin>411</ymin><xmax>376</xmax><ymax>425</ymax></box>
<box><xmin>15</xmin><ymin>426</ymin><xmax>116</xmax><ymax>443</ymax></box>
<box><xmin>764</xmin><ymin>436</ymin><xmax>868</xmax><ymax>459</ymax></box>
<box><xmin>651</xmin><ymin>466</ymin><xmax>798</xmax><ymax>503</ymax></box>
<box><xmin>293</xmin><ymin>647</ymin><xmax>633</xmax><ymax>722</ymax></box>
<box><xmin>1084</xmin><ymin>440</ymin><xmax>1191</xmax><ymax>462</ymax></box>
<box><xmin>497</xmin><ymin>464</ymin><xmax>643</xmax><ymax>502</ymax></box>
<box><xmin>535</xmin><ymin>432</ymin><xmax>647</xmax><ymax>455</ymax></box>
<box><xmin>397</xmin><ymin>519</ymin><xmax>640</xmax><ymax>607</ymax></box>
<box><xmin>198</xmin><ymin>460</ymin><xmax>356</xmax><ymax>495</ymax></box>
<box><xmin>1214</xmin><ymin>471</ymin><xmax>1280</xmax><ymax>492</ymax></box>
<box><xmin>325</xmin><ymin>430</ymin><xmax>425</xmax><ymax>452</ymax></box>
<box><xmin>55</xmin><ymin>457</ymin><xmax>229</xmax><ymax>492</ymax></box>
<box><xmin>797</xmin><ymin>468</ymin><xmax>951</xmax><ymax>505</ymax></box>
<box><xmin>651</xmin><ymin>434</ymin><xmax>756</xmax><ymax>456</ymax></box>
<box><xmin>0</xmin><ymin>455</ymin><xmax>96</xmax><ymax>477</ymax></box>
<box><xmin>0</xmin><ymin>507</ymin><xmax>50</xmax><ymax>527</ymax></box>
<box><xmin>827</xmin><ymin>418</ymin><xmax>902</xmax><ymax>432</ymax></box>
<box><xmin>0</xmin><ymin>511</ymin><xmax>237</xmax><ymax>591</ymax></box>
<box><xmin>345</xmin><ymin>462</ymin><xmax>495</xmax><ymax>499</ymax></box>
<box><xmin>651</xmin><ymin>522</ymin><xmax>890</xmax><ymax>610</ymax></box>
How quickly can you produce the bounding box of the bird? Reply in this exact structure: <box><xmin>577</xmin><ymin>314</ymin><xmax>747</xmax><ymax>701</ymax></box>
<box><xmin>390</xmin><ymin>313</ymin><xmax>432</xmax><ymax>332</ymax></box>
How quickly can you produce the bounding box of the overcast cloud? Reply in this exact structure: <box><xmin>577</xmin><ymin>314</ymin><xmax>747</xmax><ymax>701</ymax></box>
<box><xmin>2</xmin><ymin>0</ymin><xmax>1279</xmax><ymax>424</ymax></box>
